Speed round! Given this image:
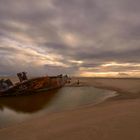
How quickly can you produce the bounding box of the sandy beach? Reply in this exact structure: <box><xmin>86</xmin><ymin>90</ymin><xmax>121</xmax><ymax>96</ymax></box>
<box><xmin>0</xmin><ymin>78</ymin><xmax>140</xmax><ymax>140</ymax></box>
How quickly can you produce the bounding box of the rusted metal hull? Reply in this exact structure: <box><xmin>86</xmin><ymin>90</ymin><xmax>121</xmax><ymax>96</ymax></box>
<box><xmin>0</xmin><ymin>76</ymin><xmax>67</xmax><ymax>96</ymax></box>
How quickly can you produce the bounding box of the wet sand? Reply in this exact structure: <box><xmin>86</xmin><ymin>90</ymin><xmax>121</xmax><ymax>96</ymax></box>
<box><xmin>0</xmin><ymin>78</ymin><xmax>140</xmax><ymax>140</ymax></box>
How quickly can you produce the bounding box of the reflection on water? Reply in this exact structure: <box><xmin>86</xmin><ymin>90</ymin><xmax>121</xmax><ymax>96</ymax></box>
<box><xmin>0</xmin><ymin>89</ymin><xmax>58</xmax><ymax>113</ymax></box>
<box><xmin>0</xmin><ymin>86</ymin><xmax>116</xmax><ymax>128</ymax></box>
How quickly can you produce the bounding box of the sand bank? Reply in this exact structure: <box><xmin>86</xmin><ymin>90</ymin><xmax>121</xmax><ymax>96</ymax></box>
<box><xmin>0</xmin><ymin>78</ymin><xmax>140</xmax><ymax>140</ymax></box>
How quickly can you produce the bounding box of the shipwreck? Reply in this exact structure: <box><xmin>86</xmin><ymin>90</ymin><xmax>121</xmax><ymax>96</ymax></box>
<box><xmin>0</xmin><ymin>72</ymin><xmax>70</xmax><ymax>96</ymax></box>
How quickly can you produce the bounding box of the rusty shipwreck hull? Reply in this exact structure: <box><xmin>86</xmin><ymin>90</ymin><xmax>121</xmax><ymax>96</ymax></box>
<box><xmin>0</xmin><ymin>75</ymin><xmax>68</xmax><ymax>96</ymax></box>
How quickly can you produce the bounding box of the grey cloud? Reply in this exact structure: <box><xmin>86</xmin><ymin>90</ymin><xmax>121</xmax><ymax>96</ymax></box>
<box><xmin>81</xmin><ymin>65</ymin><xmax>140</xmax><ymax>73</ymax></box>
<box><xmin>44</xmin><ymin>65</ymin><xmax>78</xmax><ymax>76</ymax></box>
<box><xmin>79</xmin><ymin>62</ymin><xmax>104</xmax><ymax>68</ymax></box>
<box><xmin>119</xmin><ymin>0</ymin><xmax>140</xmax><ymax>13</ymax></box>
<box><xmin>0</xmin><ymin>0</ymin><xmax>140</xmax><ymax>76</ymax></box>
<box><xmin>75</xmin><ymin>48</ymin><xmax>140</xmax><ymax>63</ymax></box>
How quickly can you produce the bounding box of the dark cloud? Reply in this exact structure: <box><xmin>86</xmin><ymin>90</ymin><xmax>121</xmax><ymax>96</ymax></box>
<box><xmin>44</xmin><ymin>65</ymin><xmax>79</xmax><ymax>76</ymax></box>
<box><xmin>75</xmin><ymin>48</ymin><xmax>140</xmax><ymax>63</ymax></box>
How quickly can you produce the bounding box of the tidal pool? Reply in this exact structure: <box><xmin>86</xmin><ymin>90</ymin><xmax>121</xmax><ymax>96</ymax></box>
<box><xmin>0</xmin><ymin>86</ymin><xmax>116</xmax><ymax>128</ymax></box>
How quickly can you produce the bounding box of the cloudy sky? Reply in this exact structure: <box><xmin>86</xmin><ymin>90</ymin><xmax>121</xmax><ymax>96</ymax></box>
<box><xmin>0</xmin><ymin>0</ymin><xmax>140</xmax><ymax>77</ymax></box>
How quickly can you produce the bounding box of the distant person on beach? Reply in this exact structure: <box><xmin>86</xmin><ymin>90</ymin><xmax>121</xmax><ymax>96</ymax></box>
<box><xmin>77</xmin><ymin>79</ymin><xmax>80</xmax><ymax>85</ymax></box>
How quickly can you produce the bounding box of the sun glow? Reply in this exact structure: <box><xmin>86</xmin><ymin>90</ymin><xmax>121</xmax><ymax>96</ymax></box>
<box><xmin>0</xmin><ymin>38</ymin><xmax>68</xmax><ymax>67</ymax></box>
<box><xmin>79</xmin><ymin>61</ymin><xmax>140</xmax><ymax>77</ymax></box>
<box><xmin>80</xmin><ymin>71</ymin><xmax>140</xmax><ymax>77</ymax></box>
<box><xmin>80</xmin><ymin>72</ymin><xmax>119</xmax><ymax>77</ymax></box>
<box><xmin>102</xmin><ymin>62</ymin><xmax>140</xmax><ymax>67</ymax></box>
<box><xmin>61</xmin><ymin>32</ymin><xmax>79</xmax><ymax>47</ymax></box>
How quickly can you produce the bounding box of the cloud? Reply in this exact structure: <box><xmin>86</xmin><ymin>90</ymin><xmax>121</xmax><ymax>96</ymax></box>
<box><xmin>118</xmin><ymin>72</ymin><xmax>129</xmax><ymax>77</ymax></box>
<box><xmin>0</xmin><ymin>0</ymin><xmax>140</xmax><ymax>77</ymax></box>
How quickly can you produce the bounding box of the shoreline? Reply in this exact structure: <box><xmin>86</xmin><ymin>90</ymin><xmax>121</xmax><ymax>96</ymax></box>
<box><xmin>0</xmin><ymin>78</ymin><xmax>140</xmax><ymax>140</ymax></box>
